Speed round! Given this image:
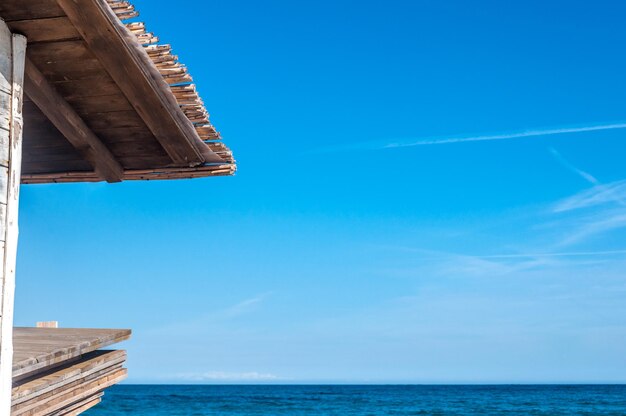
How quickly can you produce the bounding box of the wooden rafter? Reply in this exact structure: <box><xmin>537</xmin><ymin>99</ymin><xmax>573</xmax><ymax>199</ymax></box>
<box><xmin>55</xmin><ymin>0</ymin><xmax>215</xmax><ymax>166</ymax></box>
<box><xmin>23</xmin><ymin>58</ymin><xmax>123</xmax><ymax>183</ymax></box>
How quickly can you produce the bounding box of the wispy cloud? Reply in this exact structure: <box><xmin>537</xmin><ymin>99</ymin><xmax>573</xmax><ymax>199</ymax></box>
<box><xmin>553</xmin><ymin>180</ymin><xmax>626</xmax><ymax>213</ymax></box>
<box><xmin>223</xmin><ymin>292</ymin><xmax>273</xmax><ymax>318</ymax></box>
<box><xmin>144</xmin><ymin>292</ymin><xmax>273</xmax><ymax>336</ymax></box>
<box><xmin>376</xmin><ymin>246</ymin><xmax>562</xmax><ymax>277</ymax></box>
<box><xmin>478</xmin><ymin>249</ymin><xmax>626</xmax><ymax>259</ymax></box>
<box><xmin>312</xmin><ymin>122</ymin><xmax>626</xmax><ymax>153</ymax></box>
<box><xmin>549</xmin><ymin>147</ymin><xmax>599</xmax><ymax>185</ymax></box>
<box><xmin>173</xmin><ymin>371</ymin><xmax>280</xmax><ymax>382</ymax></box>
<box><xmin>547</xmin><ymin>178</ymin><xmax>626</xmax><ymax>246</ymax></box>
<box><xmin>557</xmin><ymin>210</ymin><xmax>626</xmax><ymax>247</ymax></box>
<box><xmin>376</xmin><ymin>244</ymin><xmax>626</xmax><ymax>261</ymax></box>
<box><xmin>541</xmin><ymin>150</ymin><xmax>626</xmax><ymax>246</ymax></box>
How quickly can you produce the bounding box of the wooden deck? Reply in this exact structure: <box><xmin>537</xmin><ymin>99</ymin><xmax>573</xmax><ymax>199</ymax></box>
<box><xmin>11</xmin><ymin>328</ymin><xmax>130</xmax><ymax>416</ymax></box>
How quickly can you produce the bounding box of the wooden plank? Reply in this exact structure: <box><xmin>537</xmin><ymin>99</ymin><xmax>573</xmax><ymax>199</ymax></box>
<box><xmin>82</xmin><ymin>111</ymin><xmax>146</xmax><ymax>130</ymax></box>
<box><xmin>21</xmin><ymin>98</ymin><xmax>112</xmax><ymax>176</ymax></box>
<box><xmin>22</xmin><ymin>150</ymin><xmax>92</xmax><ymax>164</ymax></box>
<box><xmin>6</xmin><ymin>18</ymin><xmax>80</xmax><ymax>43</ymax></box>
<box><xmin>106</xmin><ymin>140</ymin><xmax>167</xmax><ymax>157</ymax></box>
<box><xmin>12</xmin><ymin>328</ymin><xmax>131</xmax><ymax>379</ymax></box>
<box><xmin>22</xmin><ymin>368</ymin><xmax>126</xmax><ymax>416</ymax></box>
<box><xmin>22</xmin><ymin>109</ymin><xmax>93</xmax><ymax>173</ymax></box>
<box><xmin>12</xmin><ymin>351</ymin><xmax>123</xmax><ymax>401</ymax></box>
<box><xmin>56</xmin><ymin>0</ymin><xmax>209</xmax><ymax>165</ymax></box>
<box><xmin>12</xmin><ymin>350</ymin><xmax>125</xmax><ymax>407</ymax></box>
<box><xmin>21</xmin><ymin>161</ymin><xmax>93</xmax><ymax>175</ymax></box>
<box><xmin>25</xmin><ymin>40</ymin><xmax>91</xmax><ymax>62</ymax></box>
<box><xmin>0</xmin><ymin>0</ymin><xmax>65</xmax><ymax>22</ymax></box>
<box><xmin>0</xmin><ymin>95</ymin><xmax>10</xmax><ymax>129</ymax></box>
<box><xmin>35</xmin><ymin>58</ymin><xmax>107</xmax><ymax>83</ymax></box>
<box><xmin>50</xmin><ymin>77</ymin><xmax>123</xmax><ymax>100</ymax></box>
<box><xmin>56</xmin><ymin>395</ymin><xmax>102</xmax><ymax>416</ymax></box>
<box><xmin>0</xmin><ymin>28</ymin><xmax>26</xmax><ymax>416</ymax></box>
<box><xmin>12</xmin><ymin>367</ymin><xmax>125</xmax><ymax>415</ymax></box>
<box><xmin>0</xmin><ymin>167</ymin><xmax>6</xmax><ymax>205</ymax></box>
<box><xmin>14</xmin><ymin>363</ymin><xmax>123</xmax><ymax>407</ymax></box>
<box><xmin>0</xmin><ymin>128</ymin><xmax>7</xmax><ymax>167</ymax></box>
<box><xmin>65</xmin><ymin>93</ymin><xmax>133</xmax><ymax>114</ymax></box>
<box><xmin>118</xmin><ymin>155</ymin><xmax>173</xmax><ymax>170</ymax></box>
<box><xmin>92</xmin><ymin>126</ymin><xmax>157</xmax><ymax>144</ymax></box>
<box><xmin>26</xmin><ymin>41</ymin><xmax>111</xmax><ymax>86</ymax></box>
<box><xmin>0</xmin><ymin>25</ymin><xmax>11</xmax><ymax>95</ymax></box>
<box><xmin>23</xmin><ymin>58</ymin><xmax>123</xmax><ymax>183</ymax></box>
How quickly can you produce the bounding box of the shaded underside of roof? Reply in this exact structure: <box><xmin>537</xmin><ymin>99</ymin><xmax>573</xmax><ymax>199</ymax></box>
<box><xmin>0</xmin><ymin>0</ymin><xmax>235</xmax><ymax>183</ymax></box>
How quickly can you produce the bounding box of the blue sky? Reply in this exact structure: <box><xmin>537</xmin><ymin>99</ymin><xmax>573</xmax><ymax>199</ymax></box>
<box><xmin>13</xmin><ymin>0</ymin><xmax>626</xmax><ymax>383</ymax></box>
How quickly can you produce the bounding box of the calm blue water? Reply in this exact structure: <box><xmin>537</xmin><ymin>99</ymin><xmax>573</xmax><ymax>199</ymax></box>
<box><xmin>84</xmin><ymin>385</ymin><xmax>626</xmax><ymax>415</ymax></box>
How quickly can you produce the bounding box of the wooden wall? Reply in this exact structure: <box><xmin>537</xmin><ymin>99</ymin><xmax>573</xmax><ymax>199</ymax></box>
<box><xmin>0</xmin><ymin>18</ymin><xmax>26</xmax><ymax>416</ymax></box>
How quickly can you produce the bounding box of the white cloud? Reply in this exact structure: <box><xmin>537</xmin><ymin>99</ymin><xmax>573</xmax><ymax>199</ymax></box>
<box><xmin>547</xmin><ymin>179</ymin><xmax>626</xmax><ymax>246</ymax></box>
<box><xmin>557</xmin><ymin>210</ymin><xmax>626</xmax><ymax>247</ymax></box>
<box><xmin>554</xmin><ymin>180</ymin><xmax>626</xmax><ymax>213</ymax></box>
<box><xmin>143</xmin><ymin>292</ymin><xmax>273</xmax><ymax>336</ymax></box>
<box><xmin>549</xmin><ymin>147</ymin><xmax>599</xmax><ymax>185</ymax></box>
<box><xmin>174</xmin><ymin>371</ymin><xmax>279</xmax><ymax>382</ymax></box>
<box><xmin>477</xmin><ymin>249</ymin><xmax>626</xmax><ymax>259</ymax></box>
<box><xmin>223</xmin><ymin>292</ymin><xmax>272</xmax><ymax>318</ymax></box>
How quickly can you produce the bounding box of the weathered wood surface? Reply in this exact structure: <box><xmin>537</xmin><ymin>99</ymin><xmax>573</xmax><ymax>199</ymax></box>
<box><xmin>0</xmin><ymin>23</ymin><xmax>10</xmax><ymax>416</ymax></box>
<box><xmin>12</xmin><ymin>350</ymin><xmax>124</xmax><ymax>402</ymax></box>
<box><xmin>56</xmin><ymin>0</ymin><xmax>207</xmax><ymax>166</ymax></box>
<box><xmin>56</xmin><ymin>394</ymin><xmax>103</xmax><ymax>416</ymax></box>
<box><xmin>0</xmin><ymin>20</ymin><xmax>26</xmax><ymax>416</ymax></box>
<box><xmin>0</xmin><ymin>0</ymin><xmax>235</xmax><ymax>183</ymax></box>
<box><xmin>8</xmin><ymin>328</ymin><xmax>129</xmax><ymax>415</ymax></box>
<box><xmin>24</xmin><ymin>58</ymin><xmax>123</xmax><ymax>182</ymax></box>
<box><xmin>12</xmin><ymin>350</ymin><xmax>126</xmax><ymax>416</ymax></box>
<box><xmin>12</xmin><ymin>327</ymin><xmax>131</xmax><ymax>380</ymax></box>
<box><xmin>15</xmin><ymin>368</ymin><xmax>125</xmax><ymax>416</ymax></box>
<box><xmin>5</xmin><ymin>18</ymin><xmax>79</xmax><ymax>43</ymax></box>
<box><xmin>0</xmin><ymin>1</ymin><xmax>64</xmax><ymax>22</ymax></box>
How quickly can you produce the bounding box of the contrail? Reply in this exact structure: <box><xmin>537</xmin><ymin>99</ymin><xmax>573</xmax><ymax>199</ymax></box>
<box><xmin>477</xmin><ymin>249</ymin><xmax>626</xmax><ymax>259</ymax></box>
<box><xmin>383</xmin><ymin>123</ymin><xmax>626</xmax><ymax>149</ymax></box>
<box><xmin>308</xmin><ymin>122</ymin><xmax>626</xmax><ymax>154</ymax></box>
<box><xmin>375</xmin><ymin>245</ymin><xmax>626</xmax><ymax>259</ymax></box>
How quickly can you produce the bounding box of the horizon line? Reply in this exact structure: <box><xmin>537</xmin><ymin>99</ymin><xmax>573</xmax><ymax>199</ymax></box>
<box><xmin>119</xmin><ymin>381</ymin><xmax>626</xmax><ymax>386</ymax></box>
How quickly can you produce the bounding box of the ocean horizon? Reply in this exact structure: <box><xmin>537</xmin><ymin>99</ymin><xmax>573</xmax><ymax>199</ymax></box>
<box><xmin>84</xmin><ymin>384</ymin><xmax>626</xmax><ymax>415</ymax></box>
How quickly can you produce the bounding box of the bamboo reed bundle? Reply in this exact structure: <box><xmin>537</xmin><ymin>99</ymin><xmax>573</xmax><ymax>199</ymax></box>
<box><xmin>107</xmin><ymin>1</ymin><xmax>139</xmax><ymax>20</ymax></box>
<box><xmin>105</xmin><ymin>0</ymin><xmax>235</xmax><ymax>171</ymax></box>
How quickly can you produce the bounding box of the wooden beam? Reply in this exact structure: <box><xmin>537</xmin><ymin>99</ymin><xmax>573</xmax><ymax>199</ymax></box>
<box><xmin>56</xmin><ymin>0</ymin><xmax>207</xmax><ymax>166</ymax></box>
<box><xmin>0</xmin><ymin>22</ymin><xmax>26</xmax><ymax>416</ymax></box>
<box><xmin>23</xmin><ymin>58</ymin><xmax>123</xmax><ymax>183</ymax></box>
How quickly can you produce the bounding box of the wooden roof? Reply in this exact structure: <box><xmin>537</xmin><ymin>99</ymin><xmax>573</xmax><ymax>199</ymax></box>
<box><xmin>0</xmin><ymin>0</ymin><xmax>235</xmax><ymax>183</ymax></box>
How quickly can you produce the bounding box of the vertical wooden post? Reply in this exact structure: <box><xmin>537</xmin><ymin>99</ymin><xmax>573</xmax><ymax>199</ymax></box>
<box><xmin>0</xmin><ymin>19</ymin><xmax>26</xmax><ymax>414</ymax></box>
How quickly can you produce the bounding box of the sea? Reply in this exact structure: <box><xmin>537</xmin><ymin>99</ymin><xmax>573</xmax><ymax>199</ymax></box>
<box><xmin>84</xmin><ymin>384</ymin><xmax>626</xmax><ymax>415</ymax></box>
